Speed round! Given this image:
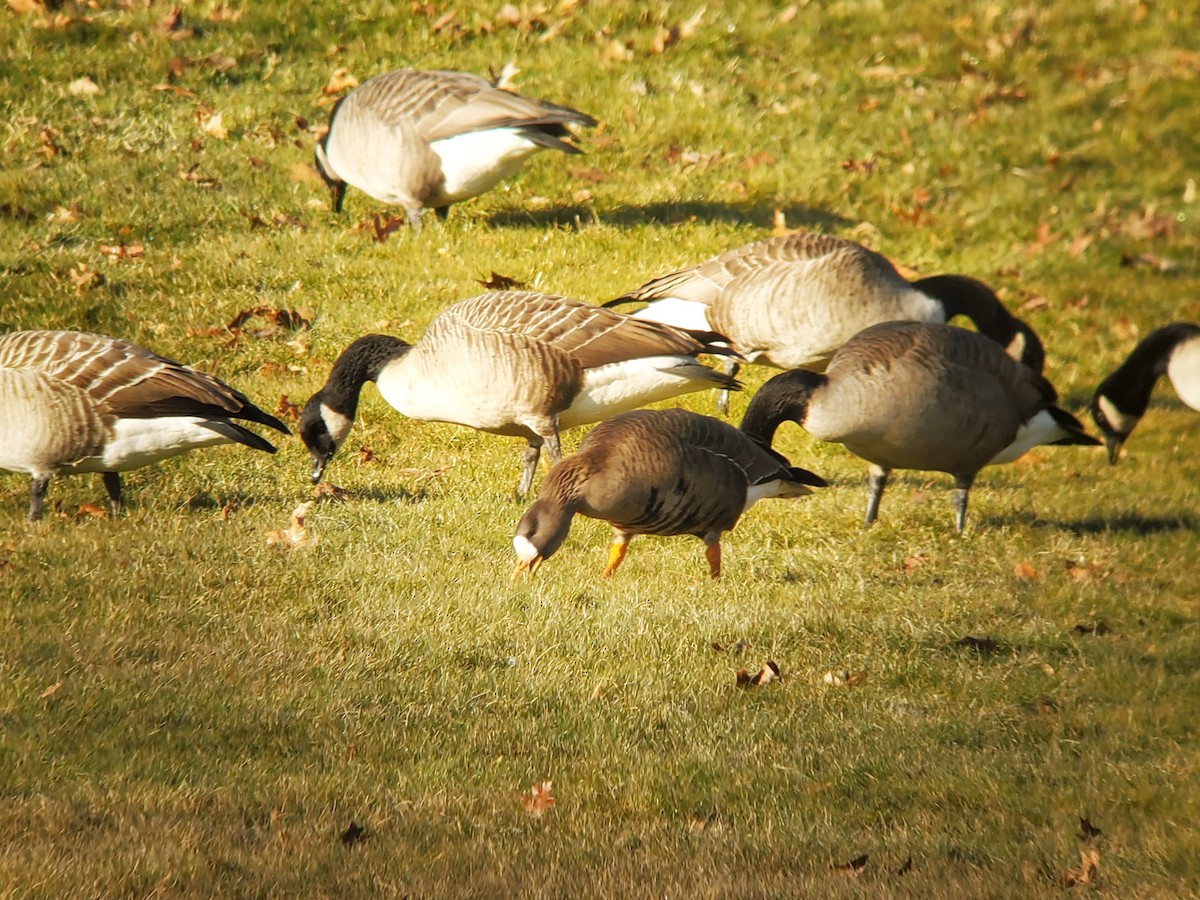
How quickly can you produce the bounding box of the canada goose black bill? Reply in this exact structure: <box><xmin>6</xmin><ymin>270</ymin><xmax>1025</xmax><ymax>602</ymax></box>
<box><xmin>512</xmin><ymin>408</ymin><xmax>826</xmax><ymax>580</ymax></box>
<box><xmin>740</xmin><ymin>321</ymin><xmax>1099</xmax><ymax>532</ymax></box>
<box><xmin>0</xmin><ymin>330</ymin><xmax>289</xmax><ymax>521</ymax></box>
<box><xmin>298</xmin><ymin>292</ymin><xmax>741</xmax><ymax>497</ymax></box>
<box><xmin>314</xmin><ymin>69</ymin><xmax>597</xmax><ymax>227</ymax></box>
<box><xmin>1091</xmin><ymin>322</ymin><xmax>1200</xmax><ymax>464</ymax></box>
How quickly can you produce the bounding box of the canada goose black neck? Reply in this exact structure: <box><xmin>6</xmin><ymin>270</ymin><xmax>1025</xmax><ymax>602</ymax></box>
<box><xmin>914</xmin><ymin>274</ymin><xmax>1045</xmax><ymax>373</ymax></box>
<box><xmin>739</xmin><ymin>368</ymin><xmax>825</xmax><ymax>447</ymax></box>
<box><xmin>320</xmin><ymin>334</ymin><xmax>411</xmax><ymax>417</ymax></box>
<box><xmin>1096</xmin><ymin>323</ymin><xmax>1200</xmax><ymax>420</ymax></box>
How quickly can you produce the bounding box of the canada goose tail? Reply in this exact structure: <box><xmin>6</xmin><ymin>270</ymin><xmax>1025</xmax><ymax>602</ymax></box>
<box><xmin>787</xmin><ymin>466</ymin><xmax>829</xmax><ymax>488</ymax></box>
<box><xmin>518</xmin><ymin>127</ymin><xmax>586</xmax><ymax>155</ymax></box>
<box><xmin>200</xmin><ymin>420</ymin><xmax>280</xmax><ymax>454</ymax></box>
<box><xmin>696</xmin><ymin>366</ymin><xmax>743</xmax><ymax>393</ymax></box>
<box><xmin>1046</xmin><ymin>406</ymin><xmax>1102</xmax><ymax>448</ymax></box>
<box><xmin>235</xmin><ymin>400</ymin><xmax>291</xmax><ymax>436</ymax></box>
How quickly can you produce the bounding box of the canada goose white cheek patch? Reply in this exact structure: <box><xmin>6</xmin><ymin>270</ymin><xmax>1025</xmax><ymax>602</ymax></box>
<box><xmin>1095</xmin><ymin>396</ymin><xmax>1139</xmax><ymax>438</ymax></box>
<box><xmin>321</xmin><ymin>405</ymin><xmax>354</xmax><ymax>445</ymax></box>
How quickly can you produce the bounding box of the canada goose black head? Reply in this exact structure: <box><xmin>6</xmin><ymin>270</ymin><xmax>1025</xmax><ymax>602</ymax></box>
<box><xmin>1091</xmin><ymin>323</ymin><xmax>1200</xmax><ymax>465</ymax></box>
<box><xmin>299</xmin><ymin>334</ymin><xmax>411</xmax><ymax>483</ymax></box>
<box><xmin>912</xmin><ymin>274</ymin><xmax>1046</xmax><ymax>373</ymax></box>
<box><xmin>739</xmin><ymin>368</ymin><xmax>826</xmax><ymax>448</ymax></box>
<box><xmin>512</xmin><ymin>495</ymin><xmax>577</xmax><ymax>577</ymax></box>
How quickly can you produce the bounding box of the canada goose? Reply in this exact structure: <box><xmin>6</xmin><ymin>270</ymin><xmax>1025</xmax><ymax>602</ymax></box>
<box><xmin>299</xmin><ymin>291</ymin><xmax>740</xmax><ymax>496</ymax></box>
<box><xmin>313</xmin><ymin>68</ymin><xmax>596</xmax><ymax>226</ymax></box>
<box><xmin>1092</xmin><ymin>322</ymin><xmax>1200</xmax><ymax>464</ymax></box>
<box><xmin>0</xmin><ymin>330</ymin><xmax>289</xmax><ymax>521</ymax></box>
<box><xmin>606</xmin><ymin>232</ymin><xmax>1045</xmax><ymax>410</ymax></box>
<box><xmin>739</xmin><ymin>321</ymin><xmax>1099</xmax><ymax>532</ymax></box>
<box><xmin>512</xmin><ymin>407</ymin><xmax>826</xmax><ymax>579</ymax></box>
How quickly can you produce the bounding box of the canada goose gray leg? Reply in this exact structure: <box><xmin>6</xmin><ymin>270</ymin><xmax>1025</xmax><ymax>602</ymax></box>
<box><xmin>517</xmin><ymin>441</ymin><xmax>543</xmax><ymax>498</ymax></box>
<box><xmin>952</xmin><ymin>474</ymin><xmax>974</xmax><ymax>533</ymax></box>
<box><xmin>102</xmin><ymin>472</ymin><xmax>123</xmax><ymax>516</ymax></box>
<box><xmin>28</xmin><ymin>474</ymin><xmax>50</xmax><ymax>522</ymax></box>
<box><xmin>405</xmin><ymin>207</ymin><xmax>424</xmax><ymax>231</ymax></box>
<box><xmin>864</xmin><ymin>464</ymin><xmax>890</xmax><ymax>528</ymax></box>
<box><xmin>715</xmin><ymin>358</ymin><xmax>742</xmax><ymax>416</ymax></box>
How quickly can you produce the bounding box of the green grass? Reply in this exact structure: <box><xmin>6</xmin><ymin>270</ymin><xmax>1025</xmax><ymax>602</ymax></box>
<box><xmin>2</xmin><ymin>0</ymin><xmax>1199</xmax><ymax>895</ymax></box>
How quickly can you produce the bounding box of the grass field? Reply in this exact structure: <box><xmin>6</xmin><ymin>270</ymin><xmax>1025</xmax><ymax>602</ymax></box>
<box><xmin>2</xmin><ymin>1</ymin><xmax>1199</xmax><ymax>895</ymax></box>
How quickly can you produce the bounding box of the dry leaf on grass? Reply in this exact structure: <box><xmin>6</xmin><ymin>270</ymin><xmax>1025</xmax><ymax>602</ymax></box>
<box><xmin>322</xmin><ymin>67</ymin><xmax>358</xmax><ymax>96</ymax></box>
<box><xmin>340</xmin><ymin>821</ymin><xmax>368</xmax><ymax>847</ymax></box>
<box><xmin>822</xmin><ymin>669</ymin><xmax>866</xmax><ymax>687</ymax></box>
<box><xmin>1013</xmin><ymin>559</ymin><xmax>1041</xmax><ymax>580</ymax></box>
<box><xmin>274</xmin><ymin>395</ymin><xmax>301</xmax><ymax>422</ymax></box>
<box><xmin>1078</xmin><ymin>817</ymin><xmax>1102</xmax><ymax>841</ymax></box>
<box><xmin>521</xmin><ymin>781</ymin><xmax>555</xmax><ymax>818</ymax></box>
<box><xmin>1064</xmin><ymin>848</ymin><xmax>1100</xmax><ymax>887</ymax></box>
<box><xmin>736</xmin><ymin>661</ymin><xmax>780</xmax><ymax>687</ymax></box>
<box><xmin>312</xmin><ymin>482</ymin><xmax>349</xmax><ymax>502</ymax></box>
<box><xmin>395</xmin><ymin>465</ymin><xmax>451</xmax><ymax>483</ymax></box>
<box><xmin>75</xmin><ymin>503</ymin><xmax>107</xmax><ymax>519</ymax></box>
<box><xmin>832</xmin><ymin>853</ymin><xmax>868</xmax><ymax>874</ymax></box>
<box><xmin>956</xmin><ymin>635</ymin><xmax>998</xmax><ymax>654</ymax></box>
<box><xmin>39</xmin><ymin>681</ymin><xmax>62</xmax><ymax>699</ymax></box>
<box><xmin>265</xmin><ymin>502</ymin><xmax>315</xmax><ymax>549</ymax></box>
<box><xmin>477</xmin><ymin>271</ymin><xmax>527</xmax><ymax>290</ymax></box>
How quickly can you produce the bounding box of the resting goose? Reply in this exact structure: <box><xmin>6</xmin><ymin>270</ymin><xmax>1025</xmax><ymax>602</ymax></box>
<box><xmin>607</xmin><ymin>232</ymin><xmax>1045</xmax><ymax>410</ymax></box>
<box><xmin>299</xmin><ymin>291</ymin><xmax>740</xmax><ymax>496</ymax></box>
<box><xmin>740</xmin><ymin>321</ymin><xmax>1099</xmax><ymax>532</ymax></box>
<box><xmin>0</xmin><ymin>330</ymin><xmax>289</xmax><ymax>521</ymax></box>
<box><xmin>1092</xmin><ymin>322</ymin><xmax>1200</xmax><ymax>464</ymax></box>
<box><xmin>512</xmin><ymin>408</ymin><xmax>826</xmax><ymax>579</ymax></box>
<box><xmin>314</xmin><ymin>68</ymin><xmax>596</xmax><ymax>227</ymax></box>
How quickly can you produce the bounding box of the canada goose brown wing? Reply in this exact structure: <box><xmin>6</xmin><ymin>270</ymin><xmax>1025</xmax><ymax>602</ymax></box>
<box><xmin>0</xmin><ymin>331</ymin><xmax>284</xmax><ymax>427</ymax></box>
<box><xmin>441</xmin><ymin>291</ymin><xmax>708</xmax><ymax>369</ymax></box>
<box><xmin>351</xmin><ymin>70</ymin><xmax>591</xmax><ymax>142</ymax></box>
<box><xmin>574</xmin><ymin>411</ymin><xmax>755</xmax><ymax>537</ymax></box>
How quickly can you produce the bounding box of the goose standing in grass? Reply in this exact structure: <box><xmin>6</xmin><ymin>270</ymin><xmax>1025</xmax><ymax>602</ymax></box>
<box><xmin>739</xmin><ymin>321</ymin><xmax>1099</xmax><ymax>532</ymax></box>
<box><xmin>299</xmin><ymin>291</ymin><xmax>740</xmax><ymax>497</ymax></box>
<box><xmin>1091</xmin><ymin>322</ymin><xmax>1200</xmax><ymax>464</ymax></box>
<box><xmin>607</xmin><ymin>232</ymin><xmax>1045</xmax><ymax>410</ymax></box>
<box><xmin>0</xmin><ymin>330</ymin><xmax>289</xmax><ymax>521</ymax></box>
<box><xmin>314</xmin><ymin>68</ymin><xmax>596</xmax><ymax>227</ymax></box>
<box><xmin>511</xmin><ymin>408</ymin><xmax>826</xmax><ymax>579</ymax></box>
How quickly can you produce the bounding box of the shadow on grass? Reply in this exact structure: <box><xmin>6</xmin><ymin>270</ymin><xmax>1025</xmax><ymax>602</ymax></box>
<box><xmin>487</xmin><ymin>201</ymin><xmax>852</xmax><ymax>232</ymax></box>
<box><xmin>992</xmin><ymin>511</ymin><xmax>1198</xmax><ymax>535</ymax></box>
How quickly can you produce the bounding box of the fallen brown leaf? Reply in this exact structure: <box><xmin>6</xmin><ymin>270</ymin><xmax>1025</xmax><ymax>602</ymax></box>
<box><xmin>75</xmin><ymin>502</ymin><xmax>107</xmax><ymax>519</ymax></box>
<box><xmin>322</xmin><ymin>67</ymin><xmax>358</xmax><ymax>96</ymax></box>
<box><xmin>312</xmin><ymin>482</ymin><xmax>349</xmax><ymax>502</ymax></box>
<box><xmin>521</xmin><ymin>781</ymin><xmax>555</xmax><ymax>818</ymax></box>
<box><xmin>477</xmin><ymin>271</ymin><xmax>527</xmax><ymax>290</ymax></box>
<box><xmin>1064</xmin><ymin>847</ymin><xmax>1100</xmax><ymax>887</ymax></box>
<box><xmin>832</xmin><ymin>853</ymin><xmax>868</xmax><ymax>874</ymax></box>
<box><xmin>274</xmin><ymin>394</ymin><xmax>301</xmax><ymax>422</ymax></box>
<box><xmin>357</xmin><ymin>446</ymin><xmax>377</xmax><ymax>467</ymax></box>
<box><xmin>264</xmin><ymin>501</ymin><xmax>315</xmax><ymax>549</ymax></box>
<box><xmin>1078</xmin><ymin>817</ymin><xmax>1102</xmax><ymax>841</ymax></box>
<box><xmin>736</xmin><ymin>661</ymin><xmax>780</xmax><ymax>688</ymax></box>
<box><xmin>1013</xmin><ymin>559</ymin><xmax>1041</xmax><ymax>580</ymax></box>
<box><xmin>395</xmin><ymin>464</ymin><xmax>451</xmax><ymax>483</ymax></box>
<box><xmin>956</xmin><ymin>635</ymin><xmax>998</xmax><ymax>654</ymax></box>
<box><xmin>39</xmin><ymin>681</ymin><xmax>62</xmax><ymax>699</ymax></box>
<box><xmin>340</xmin><ymin>821</ymin><xmax>368</xmax><ymax>847</ymax></box>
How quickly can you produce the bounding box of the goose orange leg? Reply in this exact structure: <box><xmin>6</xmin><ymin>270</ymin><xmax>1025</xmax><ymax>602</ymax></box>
<box><xmin>704</xmin><ymin>541</ymin><xmax>722</xmax><ymax>580</ymax></box>
<box><xmin>602</xmin><ymin>535</ymin><xmax>630</xmax><ymax>578</ymax></box>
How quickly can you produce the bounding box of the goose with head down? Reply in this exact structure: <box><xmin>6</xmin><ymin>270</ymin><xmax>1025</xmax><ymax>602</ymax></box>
<box><xmin>0</xmin><ymin>330</ymin><xmax>288</xmax><ymax>521</ymax></box>
<box><xmin>607</xmin><ymin>232</ymin><xmax>1045</xmax><ymax>411</ymax></box>
<box><xmin>314</xmin><ymin>68</ymin><xmax>596</xmax><ymax>227</ymax></box>
<box><xmin>512</xmin><ymin>407</ymin><xmax>826</xmax><ymax>579</ymax></box>
<box><xmin>299</xmin><ymin>291</ymin><xmax>740</xmax><ymax>496</ymax></box>
<box><xmin>1091</xmin><ymin>322</ymin><xmax>1200</xmax><ymax>464</ymax></box>
<box><xmin>740</xmin><ymin>321</ymin><xmax>1098</xmax><ymax>532</ymax></box>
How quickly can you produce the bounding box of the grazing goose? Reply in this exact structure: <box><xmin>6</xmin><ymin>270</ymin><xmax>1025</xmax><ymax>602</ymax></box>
<box><xmin>0</xmin><ymin>330</ymin><xmax>289</xmax><ymax>521</ymax></box>
<box><xmin>739</xmin><ymin>321</ymin><xmax>1099</xmax><ymax>532</ymax></box>
<box><xmin>511</xmin><ymin>408</ymin><xmax>826</xmax><ymax>579</ymax></box>
<box><xmin>314</xmin><ymin>68</ymin><xmax>597</xmax><ymax>226</ymax></box>
<box><xmin>607</xmin><ymin>232</ymin><xmax>1045</xmax><ymax>410</ymax></box>
<box><xmin>299</xmin><ymin>291</ymin><xmax>741</xmax><ymax>496</ymax></box>
<box><xmin>1092</xmin><ymin>323</ymin><xmax>1200</xmax><ymax>464</ymax></box>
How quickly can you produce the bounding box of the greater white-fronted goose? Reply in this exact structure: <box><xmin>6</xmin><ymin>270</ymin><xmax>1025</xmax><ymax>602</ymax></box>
<box><xmin>299</xmin><ymin>291</ymin><xmax>740</xmax><ymax>496</ymax></box>
<box><xmin>740</xmin><ymin>321</ymin><xmax>1099</xmax><ymax>532</ymax></box>
<box><xmin>0</xmin><ymin>330</ymin><xmax>289</xmax><ymax>521</ymax></box>
<box><xmin>1092</xmin><ymin>322</ymin><xmax>1200</xmax><ymax>464</ymax></box>
<box><xmin>607</xmin><ymin>232</ymin><xmax>1045</xmax><ymax>410</ymax></box>
<box><xmin>314</xmin><ymin>68</ymin><xmax>596</xmax><ymax>226</ymax></box>
<box><xmin>511</xmin><ymin>407</ymin><xmax>826</xmax><ymax>579</ymax></box>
